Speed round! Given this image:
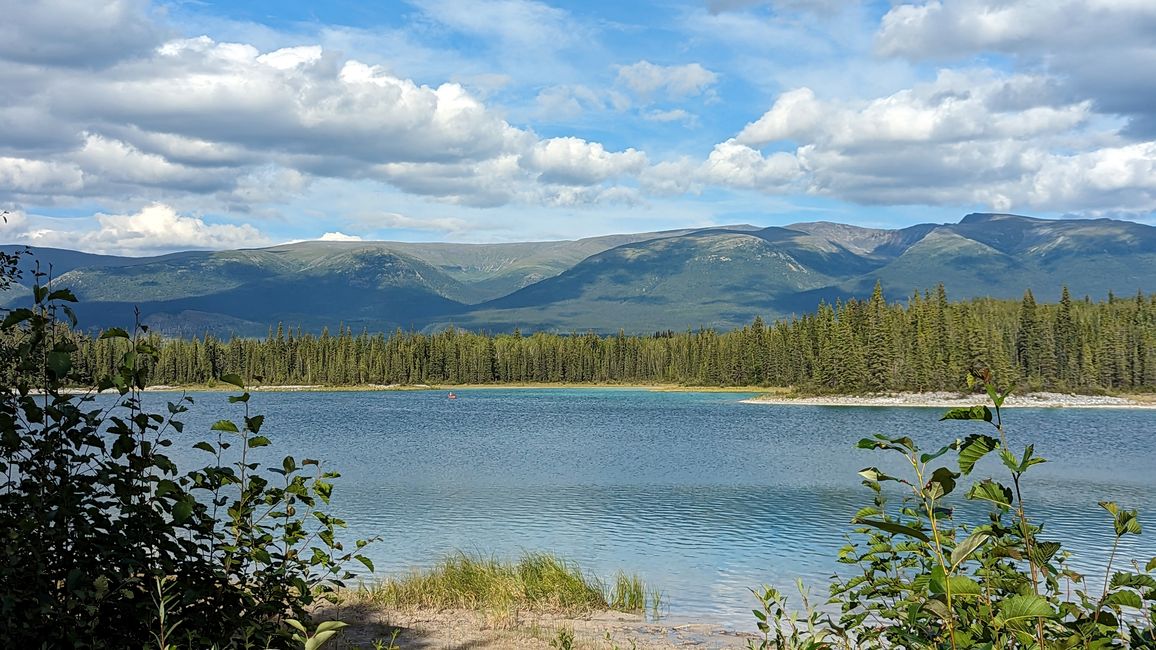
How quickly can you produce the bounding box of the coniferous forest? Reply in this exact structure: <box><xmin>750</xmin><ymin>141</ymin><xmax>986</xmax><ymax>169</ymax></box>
<box><xmin>61</xmin><ymin>283</ymin><xmax>1156</xmax><ymax>393</ymax></box>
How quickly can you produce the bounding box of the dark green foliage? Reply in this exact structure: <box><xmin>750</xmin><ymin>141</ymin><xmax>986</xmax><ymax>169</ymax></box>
<box><xmin>62</xmin><ymin>285</ymin><xmax>1156</xmax><ymax>394</ymax></box>
<box><xmin>749</xmin><ymin>371</ymin><xmax>1156</xmax><ymax>649</ymax></box>
<box><xmin>0</xmin><ymin>260</ymin><xmax>372</xmax><ymax>647</ymax></box>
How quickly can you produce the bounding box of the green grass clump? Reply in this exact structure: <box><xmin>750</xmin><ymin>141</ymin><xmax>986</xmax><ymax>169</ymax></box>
<box><xmin>362</xmin><ymin>552</ymin><xmax>658</xmax><ymax>616</ymax></box>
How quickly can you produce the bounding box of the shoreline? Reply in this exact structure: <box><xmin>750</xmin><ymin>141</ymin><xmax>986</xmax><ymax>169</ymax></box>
<box><xmin>741</xmin><ymin>391</ymin><xmax>1156</xmax><ymax>409</ymax></box>
<box><xmin>133</xmin><ymin>382</ymin><xmax>776</xmax><ymax>394</ymax></box>
<box><xmin>62</xmin><ymin>383</ymin><xmax>1156</xmax><ymax>408</ymax></box>
<box><xmin>326</xmin><ymin>604</ymin><xmax>757</xmax><ymax>650</ymax></box>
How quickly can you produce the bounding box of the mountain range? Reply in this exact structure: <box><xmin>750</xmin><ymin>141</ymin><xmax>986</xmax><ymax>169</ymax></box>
<box><xmin>4</xmin><ymin>213</ymin><xmax>1156</xmax><ymax>336</ymax></box>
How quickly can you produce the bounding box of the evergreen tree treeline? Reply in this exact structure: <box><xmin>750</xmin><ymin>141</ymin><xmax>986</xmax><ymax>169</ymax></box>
<box><xmin>65</xmin><ymin>284</ymin><xmax>1156</xmax><ymax>393</ymax></box>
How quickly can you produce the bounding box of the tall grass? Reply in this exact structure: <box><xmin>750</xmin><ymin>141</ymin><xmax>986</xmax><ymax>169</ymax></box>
<box><xmin>360</xmin><ymin>552</ymin><xmax>660</xmax><ymax>616</ymax></box>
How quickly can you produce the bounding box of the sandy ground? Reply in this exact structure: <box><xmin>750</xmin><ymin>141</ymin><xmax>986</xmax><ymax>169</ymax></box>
<box><xmin>317</xmin><ymin>604</ymin><xmax>758</xmax><ymax>650</ymax></box>
<box><xmin>741</xmin><ymin>391</ymin><xmax>1156</xmax><ymax>409</ymax></box>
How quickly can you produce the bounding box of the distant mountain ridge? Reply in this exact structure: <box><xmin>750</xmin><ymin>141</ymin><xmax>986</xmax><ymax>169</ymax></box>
<box><xmin>4</xmin><ymin>214</ymin><xmax>1155</xmax><ymax>335</ymax></box>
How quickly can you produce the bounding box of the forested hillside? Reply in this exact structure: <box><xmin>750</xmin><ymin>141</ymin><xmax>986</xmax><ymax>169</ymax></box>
<box><xmin>8</xmin><ymin>214</ymin><xmax>1156</xmax><ymax>335</ymax></box>
<box><xmin>70</xmin><ymin>284</ymin><xmax>1156</xmax><ymax>393</ymax></box>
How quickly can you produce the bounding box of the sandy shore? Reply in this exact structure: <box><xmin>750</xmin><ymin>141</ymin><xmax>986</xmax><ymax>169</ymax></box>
<box><xmin>322</xmin><ymin>604</ymin><xmax>756</xmax><ymax>650</ymax></box>
<box><xmin>741</xmin><ymin>391</ymin><xmax>1156</xmax><ymax>409</ymax></box>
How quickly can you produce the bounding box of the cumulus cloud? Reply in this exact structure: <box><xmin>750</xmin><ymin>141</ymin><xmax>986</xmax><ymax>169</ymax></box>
<box><xmin>0</xmin><ymin>156</ymin><xmax>84</xmax><ymax>195</ymax></box>
<box><xmin>699</xmin><ymin>140</ymin><xmax>802</xmax><ymax>190</ymax></box>
<box><xmin>0</xmin><ymin>0</ymin><xmax>164</xmax><ymax>68</ymax></box>
<box><xmin>525</xmin><ymin>138</ymin><xmax>647</xmax><ymax>186</ymax></box>
<box><xmin>739</xmin><ymin>70</ymin><xmax>1092</xmax><ymax>149</ymax></box>
<box><xmin>318</xmin><ymin>231</ymin><xmax>363</xmax><ymax>242</ymax></box>
<box><xmin>615</xmin><ymin>60</ymin><xmax>718</xmax><ymax>101</ymax></box>
<box><xmin>3</xmin><ymin>204</ymin><xmax>270</xmax><ymax>255</ymax></box>
<box><xmin>877</xmin><ymin>0</ymin><xmax>1156</xmax><ymax>136</ymax></box>
<box><xmin>0</xmin><ymin>17</ymin><xmax>649</xmax><ymax>213</ymax></box>
<box><xmin>714</xmin><ymin>68</ymin><xmax>1156</xmax><ymax>212</ymax></box>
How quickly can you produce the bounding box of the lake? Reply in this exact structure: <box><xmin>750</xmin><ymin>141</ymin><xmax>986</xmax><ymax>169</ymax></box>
<box><xmin>146</xmin><ymin>387</ymin><xmax>1156</xmax><ymax>628</ymax></box>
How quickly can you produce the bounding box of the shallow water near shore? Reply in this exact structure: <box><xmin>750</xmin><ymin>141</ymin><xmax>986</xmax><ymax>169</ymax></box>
<box><xmin>141</xmin><ymin>388</ymin><xmax>1156</xmax><ymax>629</ymax></box>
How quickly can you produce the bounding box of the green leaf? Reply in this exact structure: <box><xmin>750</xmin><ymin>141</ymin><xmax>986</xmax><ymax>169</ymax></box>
<box><xmin>220</xmin><ymin>373</ymin><xmax>245</xmax><ymax>389</ymax></box>
<box><xmin>155</xmin><ymin>479</ymin><xmax>179</xmax><ymax>498</ymax></box>
<box><xmin>940</xmin><ymin>405</ymin><xmax>992</xmax><ymax>423</ymax></box>
<box><xmin>228</xmin><ymin>392</ymin><xmax>250</xmax><ymax>403</ymax></box>
<box><xmin>1031</xmin><ymin>541</ymin><xmax>1063</xmax><ymax>565</ymax></box>
<box><xmin>852</xmin><ymin>517</ymin><xmax>931</xmax><ymax>542</ymax></box>
<box><xmin>245</xmin><ymin>415</ymin><xmax>264</xmax><ymax>433</ymax></box>
<box><xmin>1016</xmin><ymin>444</ymin><xmax>1047</xmax><ymax>472</ymax></box>
<box><xmin>248</xmin><ymin>435</ymin><xmax>271</xmax><ymax>448</ymax></box>
<box><xmin>1101</xmin><ymin>501</ymin><xmax>1142</xmax><ymax>537</ymax></box>
<box><xmin>354</xmin><ymin>554</ymin><xmax>375</xmax><ymax>572</ymax></box>
<box><xmin>999</xmin><ymin>448</ymin><xmax>1021</xmax><ymax>473</ymax></box>
<box><xmin>858</xmin><ymin>467</ymin><xmax>901</xmax><ymax>482</ymax></box>
<box><xmin>923</xmin><ymin>598</ymin><xmax>950</xmax><ymax>620</ymax></box>
<box><xmin>46</xmin><ymin>289</ymin><xmax>78</xmax><ymax>303</ymax></box>
<box><xmin>920</xmin><ymin>442</ymin><xmax>957</xmax><ymax>463</ymax></box>
<box><xmin>966</xmin><ymin>479</ymin><xmax>1013</xmax><ymax>510</ymax></box>
<box><xmin>950</xmin><ymin>531</ymin><xmax>990</xmax><ymax>568</ymax></box>
<box><xmin>946</xmin><ymin>575</ymin><xmax>983</xmax><ymax>597</ymax></box>
<box><xmin>958</xmin><ymin>434</ymin><xmax>999</xmax><ymax>475</ymax></box>
<box><xmin>47</xmin><ymin>350</ymin><xmax>72</xmax><ymax>378</ymax></box>
<box><xmin>192</xmin><ymin>441</ymin><xmax>216</xmax><ymax>454</ymax></box>
<box><xmin>1104</xmin><ymin>590</ymin><xmax>1143</xmax><ymax>609</ymax></box>
<box><xmin>1147</xmin><ymin>557</ymin><xmax>1156</xmax><ymax>573</ymax></box>
<box><xmin>928</xmin><ymin>466</ymin><xmax>959</xmax><ymax>498</ymax></box>
<box><xmin>211</xmin><ymin>420</ymin><xmax>239</xmax><ymax>433</ymax></box>
<box><xmin>1</xmin><ymin>308</ymin><xmax>33</xmax><ymax>328</ymax></box>
<box><xmin>1110</xmin><ymin>572</ymin><xmax>1156</xmax><ymax>591</ymax></box>
<box><xmin>172</xmin><ymin>497</ymin><xmax>194</xmax><ymax>524</ymax></box>
<box><xmin>99</xmin><ymin>327</ymin><xmax>131</xmax><ymax>340</ymax></box>
<box><xmin>998</xmin><ymin>594</ymin><xmax>1054</xmax><ymax>627</ymax></box>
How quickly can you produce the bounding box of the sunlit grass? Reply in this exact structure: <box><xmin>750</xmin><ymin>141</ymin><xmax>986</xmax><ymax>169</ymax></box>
<box><xmin>355</xmin><ymin>552</ymin><xmax>660</xmax><ymax>616</ymax></box>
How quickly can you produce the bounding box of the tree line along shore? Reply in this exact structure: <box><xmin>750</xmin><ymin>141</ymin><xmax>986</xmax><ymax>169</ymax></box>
<box><xmin>55</xmin><ymin>283</ymin><xmax>1156</xmax><ymax>395</ymax></box>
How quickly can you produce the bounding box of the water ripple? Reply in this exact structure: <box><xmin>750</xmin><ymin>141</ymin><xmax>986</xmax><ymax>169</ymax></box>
<box><xmin>117</xmin><ymin>389</ymin><xmax>1156</xmax><ymax>629</ymax></box>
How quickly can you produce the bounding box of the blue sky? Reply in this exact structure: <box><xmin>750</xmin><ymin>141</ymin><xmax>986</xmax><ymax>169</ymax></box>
<box><xmin>1</xmin><ymin>0</ymin><xmax>1155</xmax><ymax>254</ymax></box>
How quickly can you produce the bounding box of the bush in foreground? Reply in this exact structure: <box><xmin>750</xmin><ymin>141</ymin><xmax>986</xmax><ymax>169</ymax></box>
<box><xmin>750</xmin><ymin>371</ymin><xmax>1156</xmax><ymax>649</ymax></box>
<box><xmin>0</xmin><ymin>266</ymin><xmax>372</xmax><ymax>647</ymax></box>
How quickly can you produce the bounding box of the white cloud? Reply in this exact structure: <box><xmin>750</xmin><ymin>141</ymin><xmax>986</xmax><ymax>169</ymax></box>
<box><xmin>414</xmin><ymin>0</ymin><xmax>582</xmax><ymax>52</ymax></box>
<box><xmin>699</xmin><ymin>139</ymin><xmax>802</xmax><ymax>190</ymax></box>
<box><xmin>709</xmin><ymin>67</ymin><xmax>1156</xmax><ymax>212</ymax></box>
<box><xmin>0</xmin><ymin>0</ymin><xmax>164</xmax><ymax>67</ymax></box>
<box><xmin>318</xmin><ymin>231</ymin><xmax>363</xmax><ymax>241</ymax></box>
<box><xmin>877</xmin><ymin>0</ymin><xmax>1156</xmax><ymax>135</ymax></box>
<box><xmin>525</xmin><ymin>138</ymin><xmax>647</xmax><ymax>186</ymax></box>
<box><xmin>1027</xmin><ymin>142</ymin><xmax>1156</xmax><ymax>210</ymax></box>
<box><xmin>644</xmin><ymin>108</ymin><xmax>698</xmax><ymax>126</ymax></box>
<box><xmin>4</xmin><ymin>204</ymin><xmax>270</xmax><ymax>255</ymax></box>
<box><xmin>616</xmin><ymin>60</ymin><xmax>718</xmax><ymax>100</ymax></box>
<box><xmin>736</xmin><ymin>88</ymin><xmax>823</xmax><ymax>145</ymax></box>
<box><xmin>739</xmin><ymin>70</ymin><xmax>1092</xmax><ymax>149</ymax></box>
<box><xmin>0</xmin><ymin>156</ymin><xmax>84</xmax><ymax>194</ymax></box>
<box><xmin>0</xmin><ymin>21</ymin><xmax>650</xmax><ymax>212</ymax></box>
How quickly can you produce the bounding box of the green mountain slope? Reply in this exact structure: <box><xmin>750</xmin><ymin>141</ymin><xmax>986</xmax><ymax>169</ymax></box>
<box><xmin>452</xmin><ymin>227</ymin><xmax>879</xmax><ymax>332</ymax></box>
<box><xmin>6</xmin><ymin>214</ymin><xmax>1156</xmax><ymax>335</ymax></box>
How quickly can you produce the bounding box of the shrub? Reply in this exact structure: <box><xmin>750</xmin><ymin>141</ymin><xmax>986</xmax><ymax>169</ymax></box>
<box><xmin>0</xmin><ymin>261</ymin><xmax>373</xmax><ymax>647</ymax></box>
<box><xmin>750</xmin><ymin>370</ymin><xmax>1156</xmax><ymax>649</ymax></box>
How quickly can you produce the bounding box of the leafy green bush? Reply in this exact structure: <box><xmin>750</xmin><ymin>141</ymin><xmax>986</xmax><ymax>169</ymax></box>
<box><xmin>751</xmin><ymin>370</ymin><xmax>1156</xmax><ymax>649</ymax></box>
<box><xmin>0</xmin><ymin>262</ymin><xmax>372</xmax><ymax>647</ymax></box>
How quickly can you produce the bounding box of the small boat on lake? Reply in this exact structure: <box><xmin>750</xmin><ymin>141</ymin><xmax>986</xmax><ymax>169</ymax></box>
<box><xmin>447</xmin><ymin>392</ymin><xmax>457</xmax><ymax>400</ymax></box>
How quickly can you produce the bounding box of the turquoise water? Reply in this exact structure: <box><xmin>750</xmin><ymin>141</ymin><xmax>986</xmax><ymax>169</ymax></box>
<box><xmin>148</xmin><ymin>388</ymin><xmax>1156</xmax><ymax>627</ymax></box>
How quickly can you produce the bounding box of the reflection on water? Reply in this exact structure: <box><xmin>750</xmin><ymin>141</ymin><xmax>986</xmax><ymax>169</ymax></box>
<box><xmin>140</xmin><ymin>388</ymin><xmax>1156</xmax><ymax>628</ymax></box>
